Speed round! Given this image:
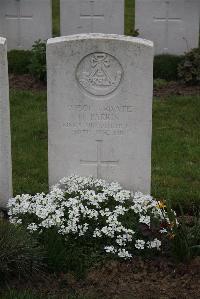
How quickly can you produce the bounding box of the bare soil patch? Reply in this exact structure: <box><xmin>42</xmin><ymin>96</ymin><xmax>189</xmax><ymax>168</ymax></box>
<box><xmin>9</xmin><ymin>74</ymin><xmax>46</xmax><ymax>92</ymax></box>
<box><xmin>6</xmin><ymin>257</ymin><xmax>200</xmax><ymax>299</ymax></box>
<box><xmin>9</xmin><ymin>74</ymin><xmax>200</xmax><ymax>97</ymax></box>
<box><xmin>154</xmin><ymin>81</ymin><xmax>200</xmax><ymax>97</ymax></box>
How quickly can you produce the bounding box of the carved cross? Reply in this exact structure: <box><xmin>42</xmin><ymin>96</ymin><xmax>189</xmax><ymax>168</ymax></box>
<box><xmin>5</xmin><ymin>0</ymin><xmax>33</xmax><ymax>47</ymax></box>
<box><xmin>80</xmin><ymin>0</ymin><xmax>105</xmax><ymax>33</ymax></box>
<box><xmin>153</xmin><ymin>1</ymin><xmax>182</xmax><ymax>52</ymax></box>
<box><xmin>80</xmin><ymin>140</ymin><xmax>119</xmax><ymax>178</ymax></box>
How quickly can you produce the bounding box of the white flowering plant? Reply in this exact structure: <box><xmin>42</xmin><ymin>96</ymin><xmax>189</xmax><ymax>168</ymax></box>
<box><xmin>8</xmin><ymin>175</ymin><xmax>177</xmax><ymax>260</ymax></box>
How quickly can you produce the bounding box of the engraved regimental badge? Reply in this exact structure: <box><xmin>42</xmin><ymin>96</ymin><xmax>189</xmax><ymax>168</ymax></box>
<box><xmin>76</xmin><ymin>52</ymin><xmax>123</xmax><ymax>96</ymax></box>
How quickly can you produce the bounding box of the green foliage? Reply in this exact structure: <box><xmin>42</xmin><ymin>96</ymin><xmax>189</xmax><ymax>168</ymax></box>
<box><xmin>178</xmin><ymin>48</ymin><xmax>200</xmax><ymax>85</ymax></box>
<box><xmin>154</xmin><ymin>54</ymin><xmax>184</xmax><ymax>81</ymax></box>
<box><xmin>40</xmin><ymin>229</ymin><xmax>104</xmax><ymax>277</ymax></box>
<box><xmin>153</xmin><ymin>79</ymin><xmax>168</xmax><ymax>89</ymax></box>
<box><xmin>8</xmin><ymin>40</ymin><xmax>47</xmax><ymax>82</ymax></box>
<box><xmin>8</xmin><ymin>50</ymin><xmax>31</xmax><ymax>75</ymax></box>
<box><xmin>9</xmin><ymin>174</ymin><xmax>174</xmax><ymax>275</ymax></box>
<box><xmin>29</xmin><ymin>40</ymin><xmax>47</xmax><ymax>82</ymax></box>
<box><xmin>165</xmin><ymin>202</ymin><xmax>200</xmax><ymax>262</ymax></box>
<box><xmin>0</xmin><ymin>221</ymin><xmax>44</xmax><ymax>281</ymax></box>
<box><xmin>0</xmin><ymin>290</ymin><xmax>43</xmax><ymax>299</ymax></box>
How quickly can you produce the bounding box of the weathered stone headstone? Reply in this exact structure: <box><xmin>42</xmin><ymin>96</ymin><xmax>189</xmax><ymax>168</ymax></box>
<box><xmin>60</xmin><ymin>0</ymin><xmax>124</xmax><ymax>35</ymax></box>
<box><xmin>47</xmin><ymin>34</ymin><xmax>153</xmax><ymax>193</ymax></box>
<box><xmin>0</xmin><ymin>37</ymin><xmax>12</xmax><ymax>208</ymax></box>
<box><xmin>135</xmin><ymin>0</ymin><xmax>200</xmax><ymax>55</ymax></box>
<box><xmin>0</xmin><ymin>0</ymin><xmax>52</xmax><ymax>50</ymax></box>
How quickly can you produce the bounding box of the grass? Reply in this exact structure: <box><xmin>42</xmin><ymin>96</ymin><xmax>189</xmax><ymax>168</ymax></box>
<box><xmin>52</xmin><ymin>0</ymin><xmax>60</xmax><ymax>37</ymax></box>
<box><xmin>8</xmin><ymin>0</ymin><xmax>199</xmax><ymax>211</ymax></box>
<box><xmin>10</xmin><ymin>90</ymin><xmax>48</xmax><ymax>195</ymax></box>
<box><xmin>152</xmin><ymin>96</ymin><xmax>200</xmax><ymax>210</ymax></box>
<box><xmin>125</xmin><ymin>0</ymin><xmax>135</xmax><ymax>36</ymax></box>
<box><xmin>10</xmin><ymin>90</ymin><xmax>200</xmax><ymax>210</ymax></box>
<box><xmin>2</xmin><ymin>1</ymin><xmax>199</xmax><ymax>297</ymax></box>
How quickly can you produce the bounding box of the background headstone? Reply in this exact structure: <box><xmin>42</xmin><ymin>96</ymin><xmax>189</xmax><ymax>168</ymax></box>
<box><xmin>135</xmin><ymin>0</ymin><xmax>200</xmax><ymax>55</ymax></box>
<box><xmin>0</xmin><ymin>0</ymin><xmax>52</xmax><ymax>50</ymax></box>
<box><xmin>60</xmin><ymin>0</ymin><xmax>124</xmax><ymax>35</ymax></box>
<box><xmin>47</xmin><ymin>34</ymin><xmax>153</xmax><ymax>193</ymax></box>
<box><xmin>0</xmin><ymin>37</ymin><xmax>12</xmax><ymax>208</ymax></box>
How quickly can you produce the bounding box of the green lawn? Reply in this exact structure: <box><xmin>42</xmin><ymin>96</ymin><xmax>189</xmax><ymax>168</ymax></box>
<box><xmin>9</xmin><ymin>0</ymin><xmax>200</xmax><ymax>210</ymax></box>
<box><xmin>10</xmin><ymin>90</ymin><xmax>48</xmax><ymax>195</ymax></box>
<box><xmin>52</xmin><ymin>0</ymin><xmax>60</xmax><ymax>36</ymax></box>
<box><xmin>125</xmin><ymin>0</ymin><xmax>135</xmax><ymax>36</ymax></box>
<box><xmin>152</xmin><ymin>96</ymin><xmax>200</xmax><ymax>210</ymax></box>
<box><xmin>10</xmin><ymin>90</ymin><xmax>200</xmax><ymax>210</ymax></box>
<box><xmin>2</xmin><ymin>2</ymin><xmax>199</xmax><ymax>298</ymax></box>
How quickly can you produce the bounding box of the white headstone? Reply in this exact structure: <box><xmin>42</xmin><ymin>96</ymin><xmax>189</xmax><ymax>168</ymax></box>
<box><xmin>135</xmin><ymin>0</ymin><xmax>200</xmax><ymax>55</ymax></box>
<box><xmin>0</xmin><ymin>37</ymin><xmax>12</xmax><ymax>208</ymax></box>
<box><xmin>47</xmin><ymin>34</ymin><xmax>153</xmax><ymax>193</ymax></box>
<box><xmin>60</xmin><ymin>0</ymin><xmax>124</xmax><ymax>35</ymax></box>
<box><xmin>0</xmin><ymin>0</ymin><xmax>52</xmax><ymax>50</ymax></box>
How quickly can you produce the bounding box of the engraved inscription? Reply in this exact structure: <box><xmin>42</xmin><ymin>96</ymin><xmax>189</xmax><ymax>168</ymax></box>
<box><xmin>80</xmin><ymin>140</ymin><xmax>119</xmax><ymax>178</ymax></box>
<box><xmin>64</xmin><ymin>104</ymin><xmax>135</xmax><ymax>136</ymax></box>
<box><xmin>76</xmin><ymin>52</ymin><xmax>123</xmax><ymax>96</ymax></box>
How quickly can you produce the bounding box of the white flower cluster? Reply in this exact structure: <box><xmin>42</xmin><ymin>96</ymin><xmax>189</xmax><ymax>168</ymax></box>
<box><xmin>8</xmin><ymin>175</ymin><xmax>172</xmax><ymax>259</ymax></box>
